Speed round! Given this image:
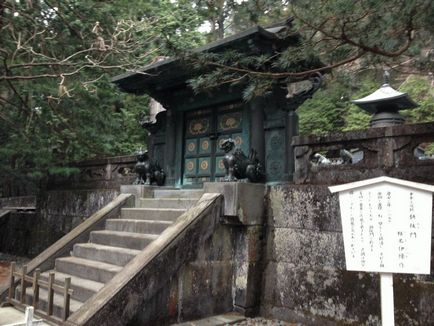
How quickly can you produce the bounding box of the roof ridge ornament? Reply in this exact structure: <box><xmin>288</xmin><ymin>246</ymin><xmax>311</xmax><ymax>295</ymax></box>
<box><xmin>283</xmin><ymin>72</ymin><xmax>323</xmax><ymax>111</ymax></box>
<box><xmin>383</xmin><ymin>69</ymin><xmax>390</xmax><ymax>86</ymax></box>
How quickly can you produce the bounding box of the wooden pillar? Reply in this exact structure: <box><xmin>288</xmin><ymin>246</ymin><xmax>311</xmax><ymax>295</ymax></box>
<box><xmin>287</xmin><ymin>109</ymin><xmax>299</xmax><ymax>180</ymax></box>
<box><xmin>262</xmin><ymin>86</ymin><xmax>291</xmax><ymax>183</ymax></box>
<box><xmin>164</xmin><ymin>110</ymin><xmax>176</xmax><ymax>185</ymax></box>
<box><xmin>249</xmin><ymin>97</ymin><xmax>266</xmax><ymax>167</ymax></box>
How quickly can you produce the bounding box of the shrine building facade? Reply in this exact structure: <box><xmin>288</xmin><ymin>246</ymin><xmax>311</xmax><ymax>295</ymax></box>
<box><xmin>112</xmin><ymin>21</ymin><xmax>321</xmax><ymax>188</ymax></box>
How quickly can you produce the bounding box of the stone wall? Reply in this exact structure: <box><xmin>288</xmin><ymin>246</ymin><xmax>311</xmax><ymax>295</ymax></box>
<box><xmin>0</xmin><ymin>212</ymin><xmax>37</xmax><ymax>257</ymax></box>
<box><xmin>0</xmin><ymin>155</ymin><xmax>135</xmax><ymax>258</ymax></box>
<box><xmin>261</xmin><ymin>177</ymin><xmax>434</xmax><ymax>325</ymax></box>
<box><xmin>137</xmin><ymin>225</ymin><xmax>236</xmax><ymax>325</ymax></box>
<box><xmin>0</xmin><ymin>189</ymin><xmax>118</xmax><ymax>257</ymax></box>
<box><xmin>0</xmin><ymin>196</ymin><xmax>36</xmax><ymax>208</ymax></box>
<box><xmin>38</xmin><ymin>189</ymin><xmax>119</xmax><ymax>235</ymax></box>
<box><xmin>261</xmin><ymin>122</ymin><xmax>434</xmax><ymax>325</ymax></box>
<box><xmin>135</xmin><ymin>198</ymin><xmax>236</xmax><ymax>324</ymax></box>
<box><xmin>48</xmin><ymin>155</ymin><xmax>136</xmax><ymax>190</ymax></box>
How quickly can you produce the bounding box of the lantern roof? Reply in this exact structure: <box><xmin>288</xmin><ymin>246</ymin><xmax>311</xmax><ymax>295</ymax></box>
<box><xmin>351</xmin><ymin>83</ymin><xmax>418</xmax><ymax>114</ymax></box>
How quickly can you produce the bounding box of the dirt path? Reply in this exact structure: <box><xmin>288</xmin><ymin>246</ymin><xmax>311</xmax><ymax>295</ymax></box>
<box><xmin>0</xmin><ymin>262</ymin><xmax>10</xmax><ymax>287</ymax></box>
<box><xmin>0</xmin><ymin>253</ymin><xmax>30</xmax><ymax>290</ymax></box>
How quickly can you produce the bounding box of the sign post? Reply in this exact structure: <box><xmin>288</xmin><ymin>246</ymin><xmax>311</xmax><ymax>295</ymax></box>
<box><xmin>329</xmin><ymin>176</ymin><xmax>434</xmax><ymax>326</ymax></box>
<box><xmin>380</xmin><ymin>273</ymin><xmax>394</xmax><ymax>326</ymax></box>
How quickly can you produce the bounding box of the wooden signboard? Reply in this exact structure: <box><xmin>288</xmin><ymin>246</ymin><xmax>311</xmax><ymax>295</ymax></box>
<box><xmin>329</xmin><ymin>176</ymin><xmax>434</xmax><ymax>326</ymax></box>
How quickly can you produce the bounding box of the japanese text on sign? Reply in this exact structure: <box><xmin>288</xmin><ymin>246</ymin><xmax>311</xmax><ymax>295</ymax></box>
<box><xmin>338</xmin><ymin>183</ymin><xmax>432</xmax><ymax>274</ymax></box>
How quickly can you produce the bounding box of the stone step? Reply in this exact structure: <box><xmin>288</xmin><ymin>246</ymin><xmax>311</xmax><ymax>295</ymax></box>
<box><xmin>73</xmin><ymin>243</ymin><xmax>141</xmax><ymax>266</ymax></box>
<box><xmin>120</xmin><ymin>208</ymin><xmax>186</xmax><ymax>221</ymax></box>
<box><xmin>55</xmin><ymin>256</ymin><xmax>122</xmax><ymax>283</ymax></box>
<box><xmin>39</xmin><ymin>271</ymin><xmax>104</xmax><ymax>302</ymax></box>
<box><xmin>16</xmin><ymin>286</ymin><xmax>82</xmax><ymax>319</ymax></box>
<box><xmin>138</xmin><ymin>198</ymin><xmax>199</xmax><ymax>209</ymax></box>
<box><xmin>153</xmin><ymin>189</ymin><xmax>203</xmax><ymax>199</ymax></box>
<box><xmin>90</xmin><ymin>230</ymin><xmax>158</xmax><ymax>250</ymax></box>
<box><xmin>106</xmin><ymin>219</ymin><xmax>172</xmax><ymax>234</ymax></box>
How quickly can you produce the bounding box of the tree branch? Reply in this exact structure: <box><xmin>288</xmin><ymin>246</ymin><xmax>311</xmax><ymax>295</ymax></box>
<box><xmin>195</xmin><ymin>51</ymin><xmax>366</xmax><ymax>79</ymax></box>
<box><xmin>291</xmin><ymin>4</ymin><xmax>415</xmax><ymax>58</ymax></box>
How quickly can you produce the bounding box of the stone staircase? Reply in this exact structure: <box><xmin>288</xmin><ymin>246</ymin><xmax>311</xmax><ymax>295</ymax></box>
<box><xmin>15</xmin><ymin>189</ymin><xmax>203</xmax><ymax>320</ymax></box>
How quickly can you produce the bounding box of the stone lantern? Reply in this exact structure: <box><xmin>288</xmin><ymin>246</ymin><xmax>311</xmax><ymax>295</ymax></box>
<box><xmin>352</xmin><ymin>71</ymin><xmax>418</xmax><ymax>127</ymax></box>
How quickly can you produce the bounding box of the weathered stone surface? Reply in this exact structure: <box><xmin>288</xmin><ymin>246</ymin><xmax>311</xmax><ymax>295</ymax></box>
<box><xmin>0</xmin><ymin>212</ymin><xmax>37</xmax><ymax>256</ymax></box>
<box><xmin>267</xmin><ymin>185</ymin><xmax>341</xmax><ymax>232</ymax></box>
<box><xmin>394</xmin><ymin>277</ymin><xmax>434</xmax><ymax>326</ymax></box>
<box><xmin>267</xmin><ymin>228</ymin><xmax>344</xmax><ymax>269</ymax></box>
<box><xmin>0</xmin><ymin>194</ymin><xmax>133</xmax><ymax>304</ymax></box>
<box><xmin>0</xmin><ymin>196</ymin><xmax>36</xmax><ymax>208</ymax></box>
<box><xmin>234</xmin><ymin>226</ymin><xmax>264</xmax><ymax>263</ymax></box>
<box><xmin>120</xmin><ymin>185</ymin><xmax>154</xmax><ymax>204</ymax></box>
<box><xmin>203</xmin><ymin>182</ymin><xmax>265</xmax><ymax>225</ymax></box>
<box><xmin>262</xmin><ymin>263</ymin><xmax>380</xmax><ymax>325</ymax></box>
<box><xmin>0</xmin><ymin>189</ymin><xmax>121</xmax><ymax>259</ymax></box>
<box><xmin>261</xmin><ymin>305</ymin><xmax>361</xmax><ymax>326</ymax></box>
<box><xmin>179</xmin><ymin>261</ymin><xmax>234</xmax><ymax>320</ymax></box>
<box><xmin>262</xmin><ymin>262</ymin><xmax>434</xmax><ymax>326</ymax></box>
<box><xmin>0</xmin><ymin>190</ymin><xmax>121</xmax><ymax>258</ymax></box>
<box><xmin>262</xmin><ymin>183</ymin><xmax>434</xmax><ymax>326</ymax></box>
<box><xmin>40</xmin><ymin>189</ymin><xmax>118</xmax><ymax>223</ymax></box>
<box><xmin>174</xmin><ymin>312</ymin><xmax>245</xmax><ymax>326</ymax></box>
<box><xmin>232</xmin><ymin>224</ymin><xmax>265</xmax><ymax>314</ymax></box>
<box><xmin>126</xmin><ymin>277</ymin><xmax>179</xmax><ymax>325</ymax></box>
<box><xmin>234</xmin><ymin>261</ymin><xmax>262</xmax><ymax>315</ymax></box>
<box><xmin>292</xmin><ymin>122</ymin><xmax>434</xmax><ymax>185</ymax></box>
<box><xmin>66</xmin><ymin>194</ymin><xmax>236</xmax><ymax>326</ymax></box>
<box><xmin>195</xmin><ymin>225</ymin><xmax>235</xmax><ymax>262</ymax></box>
<box><xmin>48</xmin><ymin>155</ymin><xmax>136</xmax><ymax>190</ymax></box>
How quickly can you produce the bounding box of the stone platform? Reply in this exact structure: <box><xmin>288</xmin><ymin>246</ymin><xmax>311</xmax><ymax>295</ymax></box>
<box><xmin>0</xmin><ymin>307</ymin><xmax>51</xmax><ymax>325</ymax></box>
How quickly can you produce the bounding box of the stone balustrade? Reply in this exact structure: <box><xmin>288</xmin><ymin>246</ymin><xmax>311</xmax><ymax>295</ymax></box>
<box><xmin>48</xmin><ymin>155</ymin><xmax>137</xmax><ymax>190</ymax></box>
<box><xmin>292</xmin><ymin>122</ymin><xmax>434</xmax><ymax>185</ymax></box>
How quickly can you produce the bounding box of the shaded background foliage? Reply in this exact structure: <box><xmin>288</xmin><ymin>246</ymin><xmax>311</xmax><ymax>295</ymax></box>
<box><xmin>0</xmin><ymin>0</ymin><xmax>204</xmax><ymax>195</ymax></box>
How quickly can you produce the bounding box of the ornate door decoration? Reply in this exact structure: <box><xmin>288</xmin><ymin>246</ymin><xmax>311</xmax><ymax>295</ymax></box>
<box><xmin>183</xmin><ymin>104</ymin><xmax>247</xmax><ymax>185</ymax></box>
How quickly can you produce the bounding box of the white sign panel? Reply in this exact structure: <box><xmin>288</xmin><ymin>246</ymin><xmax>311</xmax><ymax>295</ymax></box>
<box><xmin>332</xmin><ymin>179</ymin><xmax>433</xmax><ymax>274</ymax></box>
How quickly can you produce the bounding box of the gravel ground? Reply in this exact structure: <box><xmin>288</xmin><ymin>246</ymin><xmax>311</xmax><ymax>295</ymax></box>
<box><xmin>232</xmin><ymin>318</ymin><xmax>304</xmax><ymax>326</ymax></box>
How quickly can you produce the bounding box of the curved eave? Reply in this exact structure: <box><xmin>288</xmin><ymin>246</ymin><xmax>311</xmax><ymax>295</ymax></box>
<box><xmin>352</xmin><ymin>85</ymin><xmax>418</xmax><ymax>114</ymax></box>
<box><xmin>111</xmin><ymin>25</ymin><xmax>300</xmax><ymax>95</ymax></box>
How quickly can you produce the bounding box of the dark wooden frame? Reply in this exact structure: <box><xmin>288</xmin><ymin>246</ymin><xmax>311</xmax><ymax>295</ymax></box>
<box><xmin>8</xmin><ymin>262</ymin><xmax>73</xmax><ymax>323</ymax></box>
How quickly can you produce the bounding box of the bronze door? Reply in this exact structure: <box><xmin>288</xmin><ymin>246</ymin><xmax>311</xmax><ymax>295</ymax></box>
<box><xmin>182</xmin><ymin>103</ymin><xmax>247</xmax><ymax>186</ymax></box>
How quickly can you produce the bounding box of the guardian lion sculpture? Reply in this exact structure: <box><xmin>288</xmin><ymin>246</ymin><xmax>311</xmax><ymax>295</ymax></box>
<box><xmin>220</xmin><ymin>139</ymin><xmax>264</xmax><ymax>183</ymax></box>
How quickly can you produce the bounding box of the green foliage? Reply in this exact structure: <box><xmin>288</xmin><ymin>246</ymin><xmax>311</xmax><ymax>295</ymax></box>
<box><xmin>0</xmin><ymin>76</ymin><xmax>149</xmax><ymax>182</ymax></box>
<box><xmin>0</xmin><ymin>0</ymin><xmax>204</xmax><ymax>194</ymax></box>
<box><xmin>298</xmin><ymin>72</ymin><xmax>434</xmax><ymax>136</ymax></box>
<box><xmin>399</xmin><ymin>75</ymin><xmax>434</xmax><ymax>124</ymax></box>
<box><xmin>1</xmin><ymin>0</ymin><xmax>434</xmax><ymax>195</ymax></box>
<box><xmin>299</xmin><ymin>73</ymin><xmax>376</xmax><ymax>135</ymax></box>
<box><xmin>230</xmin><ymin>0</ymin><xmax>290</xmax><ymax>33</ymax></box>
<box><xmin>188</xmin><ymin>0</ymin><xmax>433</xmax><ymax>99</ymax></box>
<box><xmin>399</xmin><ymin>75</ymin><xmax>434</xmax><ymax>154</ymax></box>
